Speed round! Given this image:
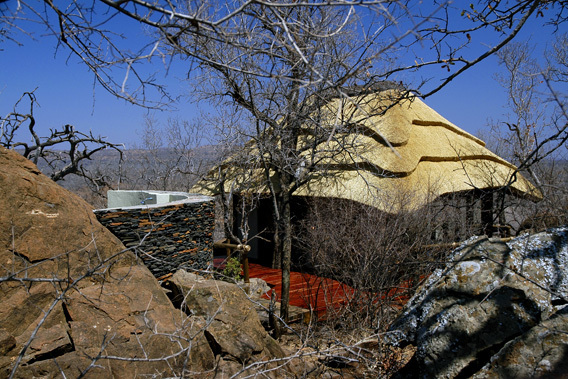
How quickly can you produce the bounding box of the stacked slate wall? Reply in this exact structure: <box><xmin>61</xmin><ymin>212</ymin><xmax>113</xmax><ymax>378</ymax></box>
<box><xmin>95</xmin><ymin>200</ymin><xmax>215</xmax><ymax>280</ymax></box>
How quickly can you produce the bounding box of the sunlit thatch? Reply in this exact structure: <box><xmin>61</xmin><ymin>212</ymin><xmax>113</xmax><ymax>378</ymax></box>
<box><xmin>192</xmin><ymin>90</ymin><xmax>541</xmax><ymax>212</ymax></box>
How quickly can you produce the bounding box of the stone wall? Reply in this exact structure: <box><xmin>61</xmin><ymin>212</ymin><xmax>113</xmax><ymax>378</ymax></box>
<box><xmin>95</xmin><ymin>195</ymin><xmax>215</xmax><ymax>280</ymax></box>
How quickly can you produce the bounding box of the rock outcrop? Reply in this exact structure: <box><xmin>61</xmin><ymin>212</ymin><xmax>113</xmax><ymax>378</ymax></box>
<box><xmin>388</xmin><ymin>228</ymin><xmax>568</xmax><ymax>378</ymax></box>
<box><xmin>167</xmin><ymin>270</ymin><xmax>288</xmax><ymax>377</ymax></box>
<box><xmin>0</xmin><ymin>147</ymin><xmax>216</xmax><ymax>377</ymax></box>
<box><xmin>0</xmin><ymin>147</ymin><xmax>291</xmax><ymax>378</ymax></box>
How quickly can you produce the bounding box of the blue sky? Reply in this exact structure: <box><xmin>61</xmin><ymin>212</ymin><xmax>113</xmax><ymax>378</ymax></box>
<box><xmin>1</xmin><ymin>25</ymin><xmax>193</xmax><ymax>147</ymax></box>
<box><xmin>1</xmin><ymin>4</ymin><xmax>565</xmax><ymax>149</ymax></box>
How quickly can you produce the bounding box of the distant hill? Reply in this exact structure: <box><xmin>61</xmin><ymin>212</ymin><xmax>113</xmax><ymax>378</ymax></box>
<box><xmin>27</xmin><ymin>145</ymin><xmax>223</xmax><ymax>207</ymax></box>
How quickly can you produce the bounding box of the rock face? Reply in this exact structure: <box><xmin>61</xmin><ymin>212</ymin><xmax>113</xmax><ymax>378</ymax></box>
<box><xmin>0</xmin><ymin>147</ymin><xmax>290</xmax><ymax>378</ymax></box>
<box><xmin>168</xmin><ymin>270</ymin><xmax>287</xmax><ymax>377</ymax></box>
<box><xmin>388</xmin><ymin>229</ymin><xmax>568</xmax><ymax>378</ymax></box>
<box><xmin>0</xmin><ymin>147</ymin><xmax>215</xmax><ymax>377</ymax></box>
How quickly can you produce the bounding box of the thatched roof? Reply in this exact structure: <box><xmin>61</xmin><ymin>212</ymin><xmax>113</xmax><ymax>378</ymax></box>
<box><xmin>192</xmin><ymin>90</ymin><xmax>541</xmax><ymax>212</ymax></box>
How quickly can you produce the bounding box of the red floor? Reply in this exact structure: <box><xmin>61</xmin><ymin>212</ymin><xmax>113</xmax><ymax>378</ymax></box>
<box><xmin>215</xmin><ymin>258</ymin><xmax>415</xmax><ymax>318</ymax></box>
<box><xmin>247</xmin><ymin>262</ymin><xmax>356</xmax><ymax>315</ymax></box>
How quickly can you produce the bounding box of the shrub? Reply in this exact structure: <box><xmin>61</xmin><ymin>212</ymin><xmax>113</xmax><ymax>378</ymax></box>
<box><xmin>222</xmin><ymin>256</ymin><xmax>243</xmax><ymax>281</ymax></box>
<box><xmin>296</xmin><ymin>197</ymin><xmax>450</xmax><ymax>330</ymax></box>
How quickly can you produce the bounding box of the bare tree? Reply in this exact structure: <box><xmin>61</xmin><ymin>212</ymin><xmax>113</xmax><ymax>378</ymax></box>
<box><xmin>121</xmin><ymin>115</ymin><xmax>208</xmax><ymax>191</ymax></box>
<box><xmin>1</xmin><ymin>1</ymin><xmax>565</xmax><ymax>106</ymax></box>
<box><xmin>1</xmin><ymin>90</ymin><xmax>123</xmax><ymax>187</ymax></box>
<box><xmin>2</xmin><ymin>4</ymin><xmax>568</xmax><ymax>374</ymax></box>
<box><xmin>187</xmin><ymin>4</ymin><xmax>415</xmax><ymax>322</ymax></box>
<box><xmin>298</xmin><ymin>198</ymin><xmax>436</xmax><ymax>324</ymax></box>
<box><xmin>480</xmin><ymin>34</ymin><xmax>568</xmax><ymax>231</ymax></box>
<box><xmin>3</xmin><ymin>0</ymin><xmax>567</xmax><ymax>324</ymax></box>
<box><xmin>182</xmin><ymin>1</ymin><xmax>567</xmax><ymax>321</ymax></box>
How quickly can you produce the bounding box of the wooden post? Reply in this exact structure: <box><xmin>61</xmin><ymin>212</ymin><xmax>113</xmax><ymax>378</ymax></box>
<box><xmin>242</xmin><ymin>249</ymin><xmax>250</xmax><ymax>284</ymax></box>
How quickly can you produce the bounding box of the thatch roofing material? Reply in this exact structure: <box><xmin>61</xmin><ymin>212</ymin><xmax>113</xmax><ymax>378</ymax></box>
<box><xmin>192</xmin><ymin>90</ymin><xmax>541</xmax><ymax>212</ymax></box>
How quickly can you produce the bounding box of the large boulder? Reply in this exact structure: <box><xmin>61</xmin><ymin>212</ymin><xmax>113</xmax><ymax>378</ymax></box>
<box><xmin>388</xmin><ymin>228</ymin><xmax>568</xmax><ymax>378</ymax></box>
<box><xmin>0</xmin><ymin>147</ymin><xmax>215</xmax><ymax>377</ymax></box>
<box><xmin>168</xmin><ymin>270</ymin><xmax>289</xmax><ymax>377</ymax></box>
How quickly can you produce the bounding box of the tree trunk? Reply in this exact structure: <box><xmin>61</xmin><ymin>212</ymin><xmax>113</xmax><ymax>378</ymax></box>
<box><xmin>272</xmin><ymin>212</ymin><xmax>282</xmax><ymax>269</ymax></box>
<box><xmin>279</xmin><ymin>191</ymin><xmax>292</xmax><ymax>322</ymax></box>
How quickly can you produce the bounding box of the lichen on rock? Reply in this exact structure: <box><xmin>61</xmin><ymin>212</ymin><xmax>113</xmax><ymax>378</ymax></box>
<box><xmin>388</xmin><ymin>228</ymin><xmax>568</xmax><ymax>378</ymax></box>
